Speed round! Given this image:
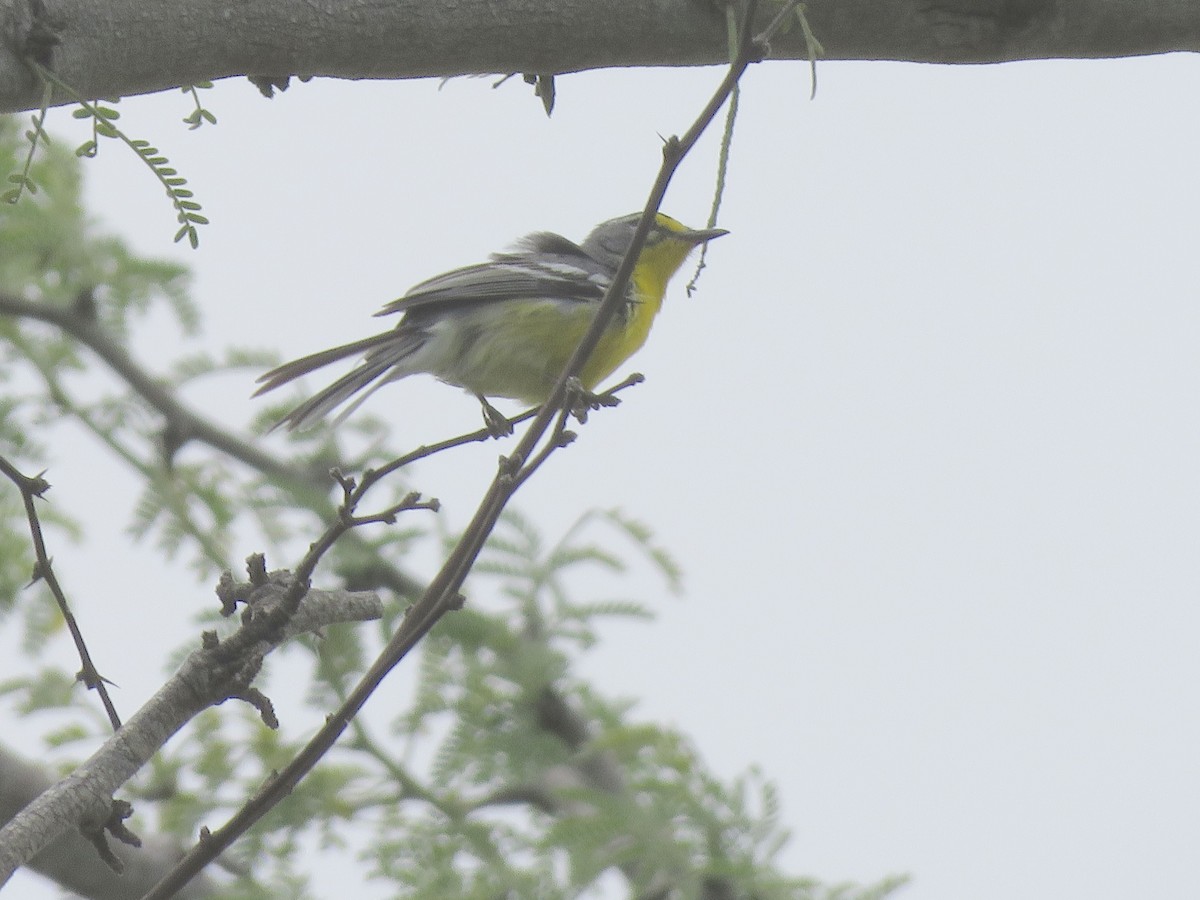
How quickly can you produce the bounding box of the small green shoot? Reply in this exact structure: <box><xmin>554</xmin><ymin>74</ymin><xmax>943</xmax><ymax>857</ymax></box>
<box><xmin>34</xmin><ymin>64</ymin><xmax>209</xmax><ymax>248</ymax></box>
<box><xmin>2</xmin><ymin>81</ymin><xmax>53</xmax><ymax>204</ymax></box>
<box><xmin>182</xmin><ymin>83</ymin><xmax>218</xmax><ymax>130</ymax></box>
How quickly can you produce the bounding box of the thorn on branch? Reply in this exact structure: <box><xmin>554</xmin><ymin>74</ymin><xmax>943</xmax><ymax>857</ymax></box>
<box><xmin>28</xmin><ymin>558</ymin><xmax>50</xmax><ymax>585</ymax></box>
<box><xmin>76</xmin><ymin>665</ymin><xmax>116</xmax><ymax>691</ymax></box>
<box><xmin>661</xmin><ymin>135</ymin><xmax>684</xmax><ymax>165</ymax></box>
<box><xmin>23</xmin><ymin>470</ymin><xmax>51</xmax><ymax>498</ymax></box>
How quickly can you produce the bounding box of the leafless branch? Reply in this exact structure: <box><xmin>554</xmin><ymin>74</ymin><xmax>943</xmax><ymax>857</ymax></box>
<box><xmin>0</xmin><ymin>453</ymin><xmax>122</xmax><ymax>730</ymax></box>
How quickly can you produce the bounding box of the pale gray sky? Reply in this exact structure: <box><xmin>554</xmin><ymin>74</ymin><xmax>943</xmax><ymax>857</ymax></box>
<box><xmin>5</xmin><ymin>52</ymin><xmax>1200</xmax><ymax>899</ymax></box>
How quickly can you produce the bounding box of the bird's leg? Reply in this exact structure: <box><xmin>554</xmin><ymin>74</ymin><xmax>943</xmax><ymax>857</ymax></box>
<box><xmin>475</xmin><ymin>394</ymin><xmax>514</xmax><ymax>438</ymax></box>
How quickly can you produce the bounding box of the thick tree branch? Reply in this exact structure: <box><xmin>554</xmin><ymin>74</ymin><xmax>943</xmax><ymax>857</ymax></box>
<box><xmin>0</xmin><ymin>745</ymin><xmax>217</xmax><ymax>900</ymax></box>
<box><xmin>1</xmin><ymin>0</ymin><xmax>1199</xmax><ymax>113</ymax></box>
<box><xmin>0</xmin><ymin>579</ymin><xmax>382</xmax><ymax>884</ymax></box>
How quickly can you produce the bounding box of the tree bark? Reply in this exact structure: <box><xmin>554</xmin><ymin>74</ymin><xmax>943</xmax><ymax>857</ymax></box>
<box><xmin>1</xmin><ymin>0</ymin><xmax>1199</xmax><ymax>114</ymax></box>
<box><xmin>0</xmin><ymin>745</ymin><xmax>216</xmax><ymax>900</ymax></box>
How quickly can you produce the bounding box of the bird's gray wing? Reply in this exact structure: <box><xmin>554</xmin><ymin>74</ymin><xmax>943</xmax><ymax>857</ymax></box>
<box><xmin>376</xmin><ymin>233</ymin><xmax>608</xmax><ymax>318</ymax></box>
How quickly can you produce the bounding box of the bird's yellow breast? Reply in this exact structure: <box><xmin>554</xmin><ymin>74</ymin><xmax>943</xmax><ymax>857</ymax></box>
<box><xmin>435</xmin><ymin>237</ymin><xmax>692</xmax><ymax>405</ymax></box>
<box><xmin>580</xmin><ymin>266</ymin><xmax>666</xmax><ymax>391</ymax></box>
<box><xmin>578</xmin><ymin>233</ymin><xmax>697</xmax><ymax>387</ymax></box>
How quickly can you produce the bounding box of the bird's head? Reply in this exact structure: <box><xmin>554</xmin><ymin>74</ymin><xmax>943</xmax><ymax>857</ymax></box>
<box><xmin>581</xmin><ymin>212</ymin><xmax>728</xmax><ymax>289</ymax></box>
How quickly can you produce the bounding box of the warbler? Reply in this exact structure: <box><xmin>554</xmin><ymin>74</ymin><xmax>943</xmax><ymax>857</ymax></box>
<box><xmin>256</xmin><ymin>212</ymin><xmax>728</xmax><ymax>433</ymax></box>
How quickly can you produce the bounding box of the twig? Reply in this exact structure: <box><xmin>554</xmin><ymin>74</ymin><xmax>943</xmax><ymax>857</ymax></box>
<box><xmin>357</xmin><ymin>406</ymin><xmax>538</xmax><ymax>488</ymax></box>
<box><xmin>0</xmin><ymin>454</ymin><xmax>122</xmax><ymax>730</ymax></box>
<box><xmin>138</xmin><ymin>2</ymin><xmax>794</xmax><ymax>895</ymax></box>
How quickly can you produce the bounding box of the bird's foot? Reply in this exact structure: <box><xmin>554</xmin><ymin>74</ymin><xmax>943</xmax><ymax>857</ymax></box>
<box><xmin>477</xmin><ymin>395</ymin><xmax>514</xmax><ymax>438</ymax></box>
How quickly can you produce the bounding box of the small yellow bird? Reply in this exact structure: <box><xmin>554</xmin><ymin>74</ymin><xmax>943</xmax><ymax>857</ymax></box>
<box><xmin>256</xmin><ymin>212</ymin><xmax>727</xmax><ymax>433</ymax></box>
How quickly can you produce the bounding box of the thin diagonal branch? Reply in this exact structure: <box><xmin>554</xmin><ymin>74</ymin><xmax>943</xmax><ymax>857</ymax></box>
<box><xmin>0</xmin><ymin>454</ymin><xmax>122</xmax><ymax>730</ymax></box>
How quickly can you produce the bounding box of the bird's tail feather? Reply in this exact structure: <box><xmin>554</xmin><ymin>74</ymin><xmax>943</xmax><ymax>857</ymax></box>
<box><xmin>256</xmin><ymin>330</ymin><xmax>424</xmax><ymax>431</ymax></box>
<box><xmin>255</xmin><ymin>331</ymin><xmax>398</xmax><ymax>396</ymax></box>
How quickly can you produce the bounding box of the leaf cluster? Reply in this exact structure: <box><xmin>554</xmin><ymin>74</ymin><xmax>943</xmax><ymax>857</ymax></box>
<box><xmin>4</xmin><ymin>64</ymin><xmax>213</xmax><ymax>247</ymax></box>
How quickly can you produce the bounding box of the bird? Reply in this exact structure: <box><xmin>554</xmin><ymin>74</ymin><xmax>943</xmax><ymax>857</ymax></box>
<box><xmin>255</xmin><ymin>212</ymin><xmax>728</xmax><ymax>434</ymax></box>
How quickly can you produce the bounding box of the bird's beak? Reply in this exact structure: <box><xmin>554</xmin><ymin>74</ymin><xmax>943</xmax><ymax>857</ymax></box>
<box><xmin>685</xmin><ymin>227</ymin><xmax>730</xmax><ymax>244</ymax></box>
